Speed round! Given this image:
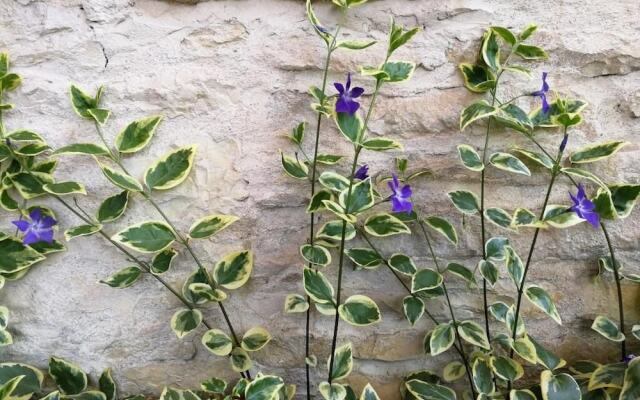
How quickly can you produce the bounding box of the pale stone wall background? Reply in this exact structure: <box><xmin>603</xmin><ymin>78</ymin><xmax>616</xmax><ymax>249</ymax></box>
<box><xmin>1</xmin><ymin>0</ymin><xmax>639</xmax><ymax>398</ymax></box>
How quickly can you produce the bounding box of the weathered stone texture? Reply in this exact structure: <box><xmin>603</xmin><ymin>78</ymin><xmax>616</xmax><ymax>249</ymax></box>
<box><xmin>1</xmin><ymin>0</ymin><xmax>639</xmax><ymax>398</ymax></box>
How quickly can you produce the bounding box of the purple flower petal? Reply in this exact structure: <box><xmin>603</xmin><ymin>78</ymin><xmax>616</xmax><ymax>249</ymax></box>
<box><xmin>350</xmin><ymin>87</ymin><xmax>364</xmax><ymax>98</ymax></box>
<box><xmin>354</xmin><ymin>165</ymin><xmax>369</xmax><ymax>180</ymax></box>
<box><xmin>541</xmin><ymin>94</ymin><xmax>550</xmax><ymax>114</ymax></box>
<box><xmin>41</xmin><ymin>216</ymin><xmax>57</xmax><ymax>229</ymax></box>
<box><xmin>22</xmin><ymin>231</ymin><xmax>40</xmax><ymax>245</ymax></box>
<box><xmin>29</xmin><ymin>208</ymin><xmax>42</xmax><ymax>222</ymax></box>
<box><xmin>335</xmin><ymin>98</ymin><xmax>352</xmax><ymax>114</ymax></box>
<box><xmin>345</xmin><ymin>73</ymin><xmax>352</xmax><ymax>91</ymax></box>
<box><xmin>12</xmin><ymin>220</ymin><xmax>30</xmax><ymax>232</ymax></box>
<box><xmin>334</xmin><ymin>82</ymin><xmax>345</xmax><ymax>94</ymax></box>
<box><xmin>38</xmin><ymin>229</ymin><xmax>55</xmax><ymax>244</ymax></box>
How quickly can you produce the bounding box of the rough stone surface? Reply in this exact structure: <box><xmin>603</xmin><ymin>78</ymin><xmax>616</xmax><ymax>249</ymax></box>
<box><xmin>1</xmin><ymin>0</ymin><xmax>639</xmax><ymax>398</ymax></box>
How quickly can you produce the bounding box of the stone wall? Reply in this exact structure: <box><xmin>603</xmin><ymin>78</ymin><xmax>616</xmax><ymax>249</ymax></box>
<box><xmin>1</xmin><ymin>0</ymin><xmax>639</xmax><ymax>398</ymax></box>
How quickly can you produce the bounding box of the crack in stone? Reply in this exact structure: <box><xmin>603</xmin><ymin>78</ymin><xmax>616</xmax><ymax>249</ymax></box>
<box><xmin>79</xmin><ymin>3</ymin><xmax>109</xmax><ymax>70</ymax></box>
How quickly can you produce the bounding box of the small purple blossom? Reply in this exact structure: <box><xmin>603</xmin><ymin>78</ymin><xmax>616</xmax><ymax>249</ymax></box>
<box><xmin>569</xmin><ymin>184</ymin><xmax>600</xmax><ymax>228</ymax></box>
<box><xmin>12</xmin><ymin>208</ymin><xmax>57</xmax><ymax>245</ymax></box>
<box><xmin>624</xmin><ymin>354</ymin><xmax>637</xmax><ymax>364</ymax></box>
<box><xmin>314</xmin><ymin>24</ymin><xmax>329</xmax><ymax>34</ymax></box>
<box><xmin>559</xmin><ymin>133</ymin><xmax>569</xmax><ymax>153</ymax></box>
<box><xmin>388</xmin><ymin>174</ymin><xmax>413</xmax><ymax>214</ymax></box>
<box><xmin>334</xmin><ymin>73</ymin><xmax>364</xmax><ymax>115</ymax></box>
<box><xmin>354</xmin><ymin>164</ymin><xmax>369</xmax><ymax>180</ymax></box>
<box><xmin>532</xmin><ymin>72</ymin><xmax>550</xmax><ymax>114</ymax></box>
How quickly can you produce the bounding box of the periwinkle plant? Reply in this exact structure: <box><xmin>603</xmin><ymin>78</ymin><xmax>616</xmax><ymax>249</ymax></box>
<box><xmin>455</xmin><ymin>24</ymin><xmax>640</xmax><ymax>399</ymax></box>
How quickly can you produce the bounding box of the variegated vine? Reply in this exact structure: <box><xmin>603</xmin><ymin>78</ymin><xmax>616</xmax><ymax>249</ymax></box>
<box><xmin>458</xmin><ymin>24</ymin><xmax>640</xmax><ymax>399</ymax></box>
<box><xmin>282</xmin><ymin>9</ymin><xmax>419</xmax><ymax>400</ymax></box>
<box><xmin>54</xmin><ymin>83</ymin><xmax>285</xmax><ymax>384</ymax></box>
<box><xmin>0</xmin><ymin>357</ymin><xmax>293</xmax><ymax>400</ymax></box>
<box><xmin>281</xmin><ymin>1</ymin><xmax>377</xmax><ymax>398</ymax></box>
<box><xmin>0</xmin><ymin>52</ymin><xmax>71</xmax><ymax>349</ymax></box>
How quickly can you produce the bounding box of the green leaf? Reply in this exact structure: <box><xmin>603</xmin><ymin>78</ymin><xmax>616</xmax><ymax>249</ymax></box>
<box><xmin>561</xmin><ymin>168</ymin><xmax>607</xmax><ymax>189</ymax></box>
<box><xmin>0</xmin><ymin>376</ymin><xmax>24</xmax><ymax>400</ymax></box>
<box><xmin>319</xmin><ymin>171</ymin><xmax>350</xmax><ymax>192</ymax></box>
<box><xmin>591</xmin><ymin>315</ymin><xmax>624</xmax><ymax>342</ymax></box>
<box><xmin>335</xmin><ymin>112</ymin><xmax>363</xmax><ymax>145</ymax></box>
<box><xmin>300</xmin><ymin>244</ymin><xmax>331</xmax><ymax>267</ymax></box>
<box><xmin>530</xmin><ymin>99</ymin><xmax>587</xmax><ymax>128</ymax></box>
<box><xmin>318</xmin><ymin>382</ymin><xmax>346</xmax><ymax>400</ymax></box>
<box><xmin>479</xmin><ymin>260</ymin><xmax>498</xmax><ymax>286</ymax></box>
<box><xmin>98</xmin><ymin>369</ymin><xmax>117</xmax><ymax>400</ymax></box>
<box><xmin>189</xmin><ymin>214</ymin><xmax>238</xmax><ymax>239</ymax></box>
<box><xmin>200</xmin><ymin>377</ymin><xmax>227</xmax><ymax>394</ymax></box>
<box><xmin>99</xmin><ymin>163</ymin><xmax>143</xmax><ymax>192</ymax></box>
<box><xmin>112</xmin><ymin>221</ymin><xmax>175</xmax><ymax>253</ymax></box>
<box><xmin>446</xmin><ymin>263</ymin><xmax>476</xmax><ymax>285</ymax></box>
<box><xmin>340</xmin><ymin>178</ymin><xmax>374</xmax><ymax>214</ymax></box>
<box><xmin>482</xmin><ymin>29</ymin><xmax>501</xmax><ymax>70</ymax></box>
<box><xmin>485</xmin><ymin>208</ymin><xmax>513</xmax><ymax>230</ymax></box>
<box><xmin>359</xmin><ymin>384</ymin><xmax>381</xmax><ymax>400</ymax></box>
<box><xmin>519</xmin><ymin>24</ymin><xmax>538</xmax><ymax>40</ymax></box>
<box><xmin>213</xmin><ymin>250</ymin><xmax>253</xmax><ymax>290</ymax></box>
<box><xmin>361</xmin><ymin>138</ymin><xmax>403</xmax><ymax>151</ymax></box>
<box><xmin>306</xmin><ymin>0</ymin><xmax>331</xmax><ymax>45</ymax></box>
<box><xmin>458</xmin><ymin>63</ymin><xmax>495</xmax><ymax>93</ymax></box>
<box><xmin>505</xmin><ymin>246</ymin><xmax>524</xmax><ymax>287</ymax></box>
<box><xmin>10</xmin><ymin>172</ymin><xmax>50</xmax><ymax>199</ymax></box>
<box><xmin>0</xmin><ymin>237</ymin><xmax>46</xmax><ymax>274</ymax></box>
<box><xmin>316</xmin><ymin>154</ymin><xmax>344</xmax><ymax>165</ymax></box>
<box><xmin>512</xmin><ymin>208</ymin><xmax>545</xmax><ymax>228</ymax></box>
<box><xmin>457</xmin><ymin>144</ymin><xmax>484</xmax><ymax>171</ymax></box>
<box><xmin>346</xmin><ymin>248</ymin><xmax>381</xmax><ymax>268</ymax></box>
<box><xmin>492</xmin><ymin>26</ymin><xmax>516</xmax><ymax>45</ymax></box>
<box><xmin>336</xmin><ymin>40</ymin><xmax>376</xmax><ymax>50</ymax></box>
<box><xmin>405</xmin><ymin>380</ymin><xmax>456</xmax><ymax>400</ymax></box>
<box><xmin>329</xmin><ymin>342</ymin><xmax>353</xmax><ymax>381</ymax></box>
<box><xmin>284</xmin><ymin>294</ymin><xmax>309</xmax><ymax>313</ymax></box>
<box><xmin>158</xmin><ymin>388</ymin><xmax>200</xmax><ymax>400</ymax></box>
<box><xmin>170</xmin><ymin>309</ymin><xmax>202</xmax><ymax>338</ymax></box>
<box><xmin>594</xmin><ymin>187</ymin><xmax>617</xmax><ymax>220</ymax></box>
<box><xmin>150</xmin><ymin>248</ymin><xmax>178</xmax><ymax>275</ymax></box>
<box><xmin>512</xmin><ymin>336</ymin><xmax>538</xmax><ymax>365</ymax></box>
<box><xmin>64</xmin><ymin>224</ymin><xmax>102</xmax><ymax>241</ymax></box>
<box><xmin>53</xmin><ymin>143</ymin><xmax>110</xmax><ymax>157</ymax></box>
<box><xmin>97</xmin><ymin>191</ymin><xmax>129</xmax><ymax>223</ymax></box>
<box><xmin>0</xmin><ymin>74</ymin><xmax>21</xmax><ymax>92</ymax></box>
<box><xmin>241</xmin><ymin>327</ymin><xmax>272</xmax><ymax>352</ymax></box>
<box><xmin>490</xmin><ymin>356</ymin><xmax>523</xmax><ymax>382</ymax></box>
<box><xmin>589</xmin><ymin>362</ymin><xmax>626</xmax><ymax>391</ymax></box>
<box><xmin>515</xmin><ymin>44</ymin><xmax>548</xmax><ymax>60</ymax></box>
<box><xmin>307</xmin><ymin>190</ymin><xmax>332</xmax><ymax>212</ymax></box>
<box><xmin>0</xmin><ymin>307</ymin><xmax>7</xmax><ymax>330</ymax></box>
<box><xmin>570</xmin><ymin>141</ymin><xmax>627</xmax><ymax>163</ymax></box>
<box><xmin>530</xmin><ymin>336</ymin><xmax>566</xmax><ymax>370</ymax></box>
<box><xmin>281</xmin><ymin>152</ymin><xmax>309</xmax><ymax>179</ymax></box>
<box><xmin>388</xmin><ymin>253</ymin><xmax>417</xmax><ymax>275</ymax></box>
<box><xmin>48</xmin><ymin>357</ymin><xmax>87</xmax><ymax>395</ymax></box>
<box><xmin>338</xmin><ymin>295</ymin><xmax>381</xmax><ymax>326</ymax></box>
<box><xmin>412</xmin><ymin>269</ymin><xmax>443</xmax><ymax>293</ymax></box>
<box><xmin>610</xmin><ymin>184</ymin><xmax>640</xmax><ymax>219</ymax></box>
<box><xmin>493</xmin><ymin>104</ymin><xmax>533</xmax><ymax>134</ymax></box>
<box><xmin>540</xmin><ymin>371</ymin><xmax>580</xmax><ymax>400</ymax></box>
<box><xmin>87</xmin><ymin>108</ymin><xmax>110</xmax><ymax>125</ymax></box>
<box><xmin>99</xmin><ymin>266</ymin><xmax>142</xmax><ymax>288</ymax></box>
<box><xmin>472</xmin><ymin>358</ymin><xmax>494</xmax><ymax>395</ymax></box>
<box><xmin>0</xmin><ymin>363</ymin><xmax>44</xmax><ymax>400</ymax></box>
<box><xmin>620</xmin><ymin>358</ymin><xmax>640</xmax><ymax>400</ymax></box>
<box><xmin>403</xmin><ymin>296</ymin><xmax>424</xmax><ymax>326</ymax></box>
<box><xmin>448</xmin><ymin>190</ymin><xmax>479</xmax><ymax>214</ymax></box>
<box><xmin>69</xmin><ymin>85</ymin><xmax>99</xmax><ymax>119</ymax></box>
<box><xmin>364</xmin><ymin>213</ymin><xmax>410</xmax><ymax>237</ymax></box>
<box><xmin>42</xmin><ymin>182</ymin><xmax>86</xmax><ymax>196</ymax></box>
<box><xmin>490</xmin><ymin>152</ymin><xmax>531</xmax><ymax>176</ymax></box>
<box><xmin>317</xmin><ymin>220</ymin><xmax>355</xmax><ymax>241</ymax></box>
<box><xmin>512</xmin><ymin>148</ymin><xmax>554</xmax><ymax>169</ymax></box>
<box><xmin>230</xmin><ymin>347</ymin><xmax>253</xmax><ymax>372</ymax></box>
<box><xmin>423</xmin><ymin>216</ymin><xmax>458</xmax><ymax>245</ymax></box>
<box><xmin>381</xmin><ymin>61</ymin><xmax>415</xmax><ymax>83</ymax></box>
<box><xmin>485</xmin><ymin>236</ymin><xmax>510</xmax><ymax>260</ymax></box>
<box><xmin>460</xmin><ymin>100</ymin><xmax>496</xmax><ymax>130</ymax></box>
<box><xmin>442</xmin><ymin>361</ymin><xmax>466</xmax><ymax>383</ymax></box>
<box><xmin>144</xmin><ymin>146</ymin><xmax>197</xmax><ymax>190</ymax></box>
<box><xmin>457</xmin><ymin>320</ymin><xmax>490</xmax><ymax>349</ymax></box>
<box><xmin>388</xmin><ymin>20</ymin><xmax>420</xmax><ymax>54</ymax></box>
<box><xmin>0</xmin><ymin>190</ymin><xmax>18</xmax><ymax>212</ymax></box>
<box><xmin>188</xmin><ymin>283</ymin><xmax>227</xmax><ymax>302</ymax></box>
<box><xmin>202</xmin><ymin>329</ymin><xmax>233</xmax><ymax>356</ymax></box>
<box><xmin>429</xmin><ymin>323</ymin><xmax>455</xmax><ymax>356</ymax></box>
<box><xmin>115</xmin><ymin>116</ymin><xmax>162</xmax><ymax>153</ymax></box>
<box><xmin>525</xmin><ymin>284</ymin><xmax>561</xmax><ymax>324</ymax></box>
<box><xmin>303</xmin><ymin>268</ymin><xmax>335</xmax><ymax>304</ymax></box>
<box><xmin>245</xmin><ymin>376</ymin><xmax>284</xmax><ymax>400</ymax></box>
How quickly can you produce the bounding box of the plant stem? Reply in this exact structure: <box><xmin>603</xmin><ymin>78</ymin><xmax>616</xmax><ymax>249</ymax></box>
<box><xmin>93</xmin><ymin>121</ymin><xmax>252</xmax><ymax>379</ymax></box>
<box><xmin>304</xmin><ymin>30</ymin><xmax>339</xmax><ymax>399</ymax></box>
<box><xmin>327</xmin><ymin>77</ymin><xmax>383</xmax><ymax>383</ymax></box>
<box><xmin>509</xmin><ymin>129</ymin><xmax>566</xmax><ymax>360</ymax></box>
<box><xmin>417</xmin><ymin>220</ymin><xmax>477</xmax><ymax>397</ymax></box>
<box><xmin>601</xmin><ymin>222</ymin><xmax>626</xmax><ymax>360</ymax></box>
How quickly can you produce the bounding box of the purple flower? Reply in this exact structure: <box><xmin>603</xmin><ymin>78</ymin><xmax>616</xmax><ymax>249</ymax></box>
<box><xmin>533</xmin><ymin>72</ymin><xmax>550</xmax><ymax>114</ymax></box>
<box><xmin>388</xmin><ymin>174</ymin><xmax>413</xmax><ymax>214</ymax></box>
<box><xmin>625</xmin><ymin>354</ymin><xmax>637</xmax><ymax>364</ymax></box>
<box><xmin>569</xmin><ymin>184</ymin><xmax>600</xmax><ymax>228</ymax></box>
<box><xmin>334</xmin><ymin>73</ymin><xmax>364</xmax><ymax>115</ymax></box>
<box><xmin>559</xmin><ymin>133</ymin><xmax>569</xmax><ymax>153</ymax></box>
<box><xmin>354</xmin><ymin>164</ymin><xmax>369</xmax><ymax>180</ymax></box>
<box><xmin>12</xmin><ymin>208</ymin><xmax>57</xmax><ymax>245</ymax></box>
